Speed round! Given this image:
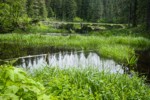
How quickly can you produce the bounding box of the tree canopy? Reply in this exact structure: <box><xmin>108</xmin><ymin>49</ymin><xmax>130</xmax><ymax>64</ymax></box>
<box><xmin>0</xmin><ymin>0</ymin><xmax>150</xmax><ymax>33</ymax></box>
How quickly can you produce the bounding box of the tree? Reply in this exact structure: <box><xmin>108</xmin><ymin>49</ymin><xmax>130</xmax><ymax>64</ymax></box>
<box><xmin>147</xmin><ymin>0</ymin><xmax>150</xmax><ymax>31</ymax></box>
<box><xmin>0</xmin><ymin>0</ymin><xmax>26</xmax><ymax>33</ymax></box>
<box><xmin>75</xmin><ymin>0</ymin><xmax>82</xmax><ymax>18</ymax></box>
<box><xmin>63</xmin><ymin>0</ymin><xmax>77</xmax><ymax>21</ymax></box>
<box><xmin>87</xmin><ymin>0</ymin><xmax>103</xmax><ymax>22</ymax></box>
<box><xmin>26</xmin><ymin>0</ymin><xmax>47</xmax><ymax>20</ymax></box>
<box><xmin>50</xmin><ymin>0</ymin><xmax>63</xmax><ymax>19</ymax></box>
<box><xmin>80</xmin><ymin>0</ymin><xmax>89</xmax><ymax>20</ymax></box>
<box><xmin>45</xmin><ymin>0</ymin><xmax>54</xmax><ymax>17</ymax></box>
<box><xmin>132</xmin><ymin>0</ymin><xmax>138</xmax><ymax>27</ymax></box>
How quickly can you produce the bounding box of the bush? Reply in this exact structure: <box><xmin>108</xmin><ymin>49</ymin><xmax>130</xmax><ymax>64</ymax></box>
<box><xmin>73</xmin><ymin>17</ymin><xmax>83</xmax><ymax>22</ymax></box>
<box><xmin>0</xmin><ymin>65</ymin><xmax>49</xmax><ymax>100</ymax></box>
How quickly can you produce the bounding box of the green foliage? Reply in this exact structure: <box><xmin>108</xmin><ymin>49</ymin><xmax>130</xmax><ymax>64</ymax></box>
<box><xmin>0</xmin><ymin>65</ymin><xmax>49</xmax><ymax>100</ymax></box>
<box><xmin>126</xmin><ymin>55</ymin><xmax>138</xmax><ymax>70</ymax></box>
<box><xmin>1</xmin><ymin>0</ymin><xmax>150</xmax><ymax>33</ymax></box>
<box><xmin>26</xmin><ymin>23</ymin><xmax>68</xmax><ymax>34</ymax></box>
<box><xmin>0</xmin><ymin>0</ymin><xmax>26</xmax><ymax>33</ymax></box>
<box><xmin>32</xmin><ymin>67</ymin><xmax>150</xmax><ymax>99</ymax></box>
<box><xmin>26</xmin><ymin>0</ymin><xmax>47</xmax><ymax>20</ymax></box>
<box><xmin>63</xmin><ymin>0</ymin><xmax>77</xmax><ymax>21</ymax></box>
<box><xmin>0</xmin><ymin>3</ymin><xmax>11</xmax><ymax>32</ymax></box>
<box><xmin>73</xmin><ymin>17</ymin><xmax>83</xmax><ymax>22</ymax></box>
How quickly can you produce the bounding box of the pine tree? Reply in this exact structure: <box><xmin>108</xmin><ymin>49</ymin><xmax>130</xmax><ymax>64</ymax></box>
<box><xmin>63</xmin><ymin>0</ymin><xmax>77</xmax><ymax>21</ymax></box>
<box><xmin>147</xmin><ymin>0</ymin><xmax>150</xmax><ymax>30</ymax></box>
<box><xmin>45</xmin><ymin>0</ymin><xmax>54</xmax><ymax>17</ymax></box>
<box><xmin>26</xmin><ymin>0</ymin><xmax>47</xmax><ymax>20</ymax></box>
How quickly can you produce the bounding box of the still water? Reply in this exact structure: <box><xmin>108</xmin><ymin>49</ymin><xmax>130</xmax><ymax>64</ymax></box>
<box><xmin>14</xmin><ymin>51</ymin><xmax>124</xmax><ymax>73</ymax></box>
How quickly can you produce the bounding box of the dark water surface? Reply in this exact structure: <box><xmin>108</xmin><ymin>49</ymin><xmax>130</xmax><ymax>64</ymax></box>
<box><xmin>136</xmin><ymin>49</ymin><xmax>150</xmax><ymax>82</ymax></box>
<box><xmin>0</xmin><ymin>43</ymin><xmax>71</xmax><ymax>59</ymax></box>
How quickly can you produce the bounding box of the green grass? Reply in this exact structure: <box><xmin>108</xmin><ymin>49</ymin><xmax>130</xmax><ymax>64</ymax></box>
<box><xmin>90</xmin><ymin>28</ymin><xmax>150</xmax><ymax>38</ymax></box>
<box><xmin>31</xmin><ymin>66</ymin><xmax>150</xmax><ymax>99</ymax></box>
<box><xmin>13</xmin><ymin>23</ymin><xmax>68</xmax><ymax>34</ymax></box>
<box><xmin>0</xmin><ymin>33</ymin><xmax>150</xmax><ymax>64</ymax></box>
<box><xmin>1</xmin><ymin>65</ymin><xmax>150</xmax><ymax>99</ymax></box>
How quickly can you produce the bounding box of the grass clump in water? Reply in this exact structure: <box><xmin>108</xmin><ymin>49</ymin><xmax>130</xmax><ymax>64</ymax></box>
<box><xmin>31</xmin><ymin>66</ymin><xmax>150</xmax><ymax>99</ymax></box>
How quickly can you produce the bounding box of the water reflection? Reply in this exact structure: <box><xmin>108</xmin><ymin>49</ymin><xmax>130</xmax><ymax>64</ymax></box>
<box><xmin>15</xmin><ymin>51</ymin><xmax>124</xmax><ymax>73</ymax></box>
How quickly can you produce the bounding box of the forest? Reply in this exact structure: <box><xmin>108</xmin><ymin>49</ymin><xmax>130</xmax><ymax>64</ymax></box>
<box><xmin>0</xmin><ymin>0</ymin><xmax>150</xmax><ymax>100</ymax></box>
<box><xmin>0</xmin><ymin>0</ymin><xmax>150</xmax><ymax>33</ymax></box>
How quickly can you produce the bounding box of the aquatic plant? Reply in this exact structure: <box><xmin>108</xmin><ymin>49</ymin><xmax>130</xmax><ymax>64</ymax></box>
<box><xmin>126</xmin><ymin>55</ymin><xmax>138</xmax><ymax>70</ymax></box>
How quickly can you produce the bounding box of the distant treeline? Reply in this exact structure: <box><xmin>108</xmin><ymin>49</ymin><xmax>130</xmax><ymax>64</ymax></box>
<box><xmin>0</xmin><ymin>0</ymin><xmax>150</xmax><ymax>33</ymax></box>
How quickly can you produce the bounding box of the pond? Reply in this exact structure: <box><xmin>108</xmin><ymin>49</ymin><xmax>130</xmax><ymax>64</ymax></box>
<box><xmin>0</xmin><ymin>43</ymin><xmax>124</xmax><ymax>73</ymax></box>
<box><xmin>0</xmin><ymin>43</ymin><xmax>150</xmax><ymax>81</ymax></box>
<box><xmin>13</xmin><ymin>51</ymin><xmax>124</xmax><ymax>73</ymax></box>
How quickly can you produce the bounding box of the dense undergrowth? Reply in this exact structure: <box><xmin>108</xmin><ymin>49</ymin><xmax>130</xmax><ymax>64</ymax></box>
<box><xmin>0</xmin><ymin>65</ymin><xmax>50</xmax><ymax>100</ymax></box>
<box><xmin>1</xmin><ymin>65</ymin><xmax>150</xmax><ymax>100</ymax></box>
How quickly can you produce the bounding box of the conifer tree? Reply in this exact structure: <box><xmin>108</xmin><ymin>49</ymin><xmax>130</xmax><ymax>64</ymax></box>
<box><xmin>0</xmin><ymin>0</ymin><xmax>26</xmax><ymax>32</ymax></box>
<box><xmin>63</xmin><ymin>0</ymin><xmax>77</xmax><ymax>21</ymax></box>
<box><xmin>26</xmin><ymin>0</ymin><xmax>47</xmax><ymax>20</ymax></box>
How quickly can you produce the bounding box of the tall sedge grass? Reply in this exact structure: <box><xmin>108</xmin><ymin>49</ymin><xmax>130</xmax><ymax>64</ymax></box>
<box><xmin>31</xmin><ymin>66</ymin><xmax>150</xmax><ymax>99</ymax></box>
<box><xmin>98</xmin><ymin>44</ymin><xmax>133</xmax><ymax>62</ymax></box>
<box><xmin>0</xmin><ymin>33</ymin><xmax>150</xmax><ymax>64</ymax></box>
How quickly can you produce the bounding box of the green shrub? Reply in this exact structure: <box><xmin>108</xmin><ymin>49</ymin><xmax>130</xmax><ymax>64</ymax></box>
<box><xmin>0</xmin><ymin>65</ymin><xmax>49</xmax><ymax>100</ymax></box>
<box><xmin>73</xmin><ymin>17</ymin><xmax>83</xmax><ymax>22</ymax></box>
<box><xmin>26</xmin><ymin>23</ymin><xmax>68</xmax><ymax>34</ymax></box>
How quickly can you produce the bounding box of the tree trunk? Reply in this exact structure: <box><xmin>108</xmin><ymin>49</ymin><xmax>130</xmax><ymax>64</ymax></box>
<box><xmin>128</xmin><ymin>2</ymin><xmax>132</xmax><ymax>27</ymax></box>
<box><xmin>147</xmin><ymin>0</ymin><xmax>150</xmax><ymax>31</ymax></box>
<box><xmin>132</xmin><ymin>0</ymin><xmax>137</xmax><ymax>27</ymax></box>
